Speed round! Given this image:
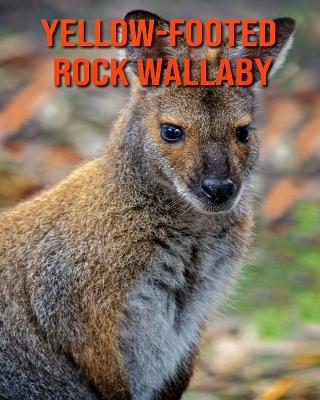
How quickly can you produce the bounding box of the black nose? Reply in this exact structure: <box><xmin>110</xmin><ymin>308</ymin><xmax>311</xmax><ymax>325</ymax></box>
<box><xmin>201</xmin><ymin>178</ymin><xmax>235</xmax><ymax>203</ymax></box>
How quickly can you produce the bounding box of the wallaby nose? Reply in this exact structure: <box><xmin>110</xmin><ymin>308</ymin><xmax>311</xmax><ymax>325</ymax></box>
<box><xmin>201</xmin><ymin>178</ymin><xmax>235</xmax><ymax>203</ymax></box>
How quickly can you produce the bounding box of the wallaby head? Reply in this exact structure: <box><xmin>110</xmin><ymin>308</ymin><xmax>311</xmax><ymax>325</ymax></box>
<box><xmin>120</xmin><ymin>10</ymin><xmax>295</xmax><ymax>213</ymax></box>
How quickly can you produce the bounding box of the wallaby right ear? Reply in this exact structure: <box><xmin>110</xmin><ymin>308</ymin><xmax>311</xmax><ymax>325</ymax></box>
<box><xmin>124</xmin><ymin>10</ymin><xmax>188</xmax><ymax>75</ymax></box>
<box><xmin>220</xmin><ymin>17</ymin><xmax>296</xmax><ymax>83</ymax></box>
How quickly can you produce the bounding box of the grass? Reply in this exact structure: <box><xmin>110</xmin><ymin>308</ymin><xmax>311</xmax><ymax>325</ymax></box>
<box><xmin>234</xmin><ymin>201</ymin><xmax>320</xmax><ymax>339</ymax></box>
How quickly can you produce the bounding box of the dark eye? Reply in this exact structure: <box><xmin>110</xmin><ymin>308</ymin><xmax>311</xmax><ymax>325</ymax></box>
<box><xmin>160</xmin><ymin>124</ymin><xmax>184</xmax><ymax>143</ymax></box>
<box><xmin>236</xmin><ymin>126</ymin><xmax>251</xmax><ymax>144</ymax></box>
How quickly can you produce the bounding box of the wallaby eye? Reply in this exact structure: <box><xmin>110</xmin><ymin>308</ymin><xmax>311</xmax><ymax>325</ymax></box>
<box><xmin>236</xmin><ymin>126</ymin><xmax>251</xmax><ymax>144</ymax></box>
<box><xmin>160</xmin><ymin>124</ymin><xmax>184</xmax><ymax>143</ymax></box>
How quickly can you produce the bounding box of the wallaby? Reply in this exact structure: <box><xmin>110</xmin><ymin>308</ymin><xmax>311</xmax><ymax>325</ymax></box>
<box><xmin>0</xmin><ymin>10</ymin><xmax>295</xmax><ymax>400</ymax></box>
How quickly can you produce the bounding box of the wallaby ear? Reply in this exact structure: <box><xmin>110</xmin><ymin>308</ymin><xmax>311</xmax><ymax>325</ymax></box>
<box><xmin>221</xmin><ymin>17</ymin><xmax>296</xmax><ymax>83</ymax></box>
<box><xmin>124</xmin><ymin>10</ymin><xmax>189</xmax><ymax>75</ymax></box>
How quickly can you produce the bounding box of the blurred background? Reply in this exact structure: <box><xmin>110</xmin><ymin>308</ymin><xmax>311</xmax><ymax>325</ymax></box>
<box><xmin>0</xmin><ymin>0</ymin><xmax>319</xmax><ymax>398</ymax></box>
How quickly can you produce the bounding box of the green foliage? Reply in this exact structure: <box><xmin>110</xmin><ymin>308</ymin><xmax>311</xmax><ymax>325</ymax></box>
<box><xmin>234</xmin><ymin>201</ymin><xmax>320</xmax><ymax>339</ymax></box>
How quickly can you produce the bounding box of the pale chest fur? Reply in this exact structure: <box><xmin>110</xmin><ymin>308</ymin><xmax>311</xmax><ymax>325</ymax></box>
<box><xmin>119</xmin><ymin>218</ymin><xmax>247</xmax><ymax>400</ymax></box>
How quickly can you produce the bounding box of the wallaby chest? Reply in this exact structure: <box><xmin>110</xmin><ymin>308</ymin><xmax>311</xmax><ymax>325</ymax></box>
<box><xmin>120</xmin><ymin>219</ymin><xmax>243</xmax><ymax>400</ymax></box>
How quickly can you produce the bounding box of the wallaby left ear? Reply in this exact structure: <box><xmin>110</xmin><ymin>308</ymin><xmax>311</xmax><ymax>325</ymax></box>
<box><xmin>222</xmin><ymin>17</ymin><xmax>296</xmax><ymax>82</ymax></box>
<box><xmin>124</xmin><ymin>10</ymin><xmax>189</xmax><ymax>76</ymax></box>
